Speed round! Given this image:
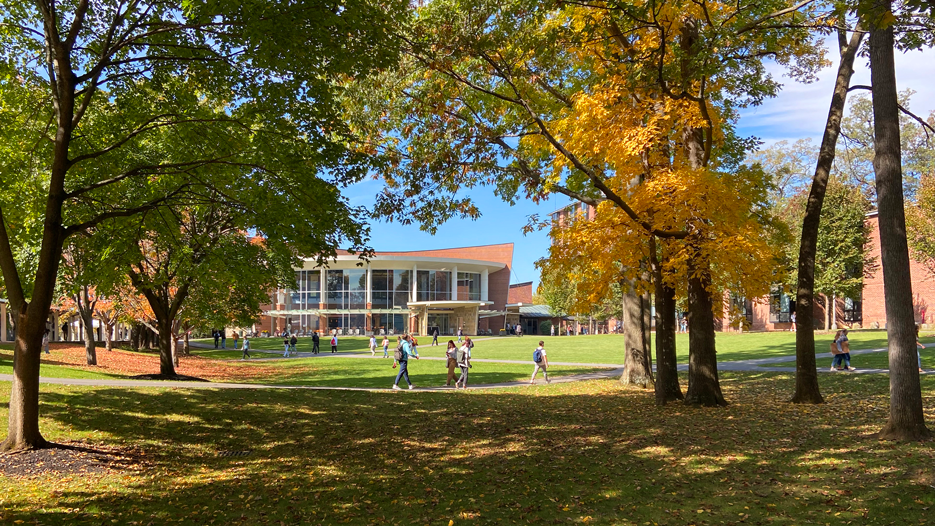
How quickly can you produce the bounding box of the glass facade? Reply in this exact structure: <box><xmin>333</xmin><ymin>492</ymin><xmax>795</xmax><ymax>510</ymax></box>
<box><xmin>328</xmin><ymin>313</ymin><xmax>367</xmax><ymax>333</ymax></box>
<box><xmin>373</xmin><ymin>313</ymin><xmax>407</xmax><ymax>334</ymax></box>
<box><xmin>416</xmin><ymin>270</ymin><xmax>451</xmax><ymax>301</ymax></box>
<box><xmin>427</xmin><ymin>313</ymin><xmax>450</xmax><ymax>335</ymax></box>
<box><xmin>289</xmin><ymin>270</ymin><xmax>321</xmax><ymax>310</ymax></box>
<box><xmin>769</xmin><ymin>286</ymin><xmax>792</xmax><ymax>323</ymax></box>
<box><xmin>371</xmin><ymin>269</ymin><xmax>410</xmax><ymax>309</ymax></box>
<box><xmin>457</xmin><ymin>272</ymin><xmax>481</xmax><ymax>301</ymax></box>
<box><xmin>326</xmin><ymin>269</ymin><xmax>367</xmax><ymax>309</ymax></box>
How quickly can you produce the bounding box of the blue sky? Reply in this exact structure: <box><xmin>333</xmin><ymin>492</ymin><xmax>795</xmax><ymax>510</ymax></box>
<box><xmin>348</xmin><ymin>44</ymin><xmax>935</xmax><ymax>292</ymax></box>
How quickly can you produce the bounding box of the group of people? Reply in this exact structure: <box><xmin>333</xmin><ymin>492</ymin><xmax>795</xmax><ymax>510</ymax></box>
<box><xmin>443</xmin><ymin>337</ymin><xmax>474</xmax><ymax>389</ymax></box>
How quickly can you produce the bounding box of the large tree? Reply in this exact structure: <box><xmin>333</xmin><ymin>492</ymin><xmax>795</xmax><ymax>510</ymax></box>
<box><xmin>349</xmin><ymin>0</ymin><xmax>824</xmax><ymax>406</ymax></box>
<box><xmin>0</xmin><ymin>0</ymin><xmax>404</xmax><ymax>451</ymax></box>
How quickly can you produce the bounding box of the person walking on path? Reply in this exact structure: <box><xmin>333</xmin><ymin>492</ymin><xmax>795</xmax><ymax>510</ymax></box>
<box><xmin>290</xmin><ymin>334</ymin><xmax>298</xmax><ymax>356</ymax></box>
<box><xmin>392</xmin><ymin>334</ymin><xmax>419</xmax><ymax>390</ymax></box>
<box><xmin>232</xmin><ymin>332</ymin><xmax>239</xmax><ymax>350</ymax></box>
<box><xmin>550</xmin><ymin>324</ymin><xmax>555</xmax><ymax>337</ymax></box>
<box><xmin>917</xmin><ymin>324</ymin><xmax>926</xmax><ymax>372</ymax></box>
<box><xmin>454</xmin><ymin>339</ymin><xmax>471</xmax><ymax>389</ymax></box>
<box><xmin>312</xmin><ymin>331</ymin><xmax>320</xmax><ymax>354</ymax></box>
<box><xmin>221</xmin><ymin>330</ymin><xmax>226</xmax><ymax>349</ymax></box>
<box><xmin>831</xmin><ymin>329</ymin><xmax>855</xmax><ymax>371</ymax></box>
<box><xmin>790</xmin><ymin>312</ymin><xmax>797</xmax><ymax>332</ymax></box>
<box><xmin>213</xmin><ymin>330</ymin><xmax>219</xmax><ymax>349</ymax></box>
<box><xmin>382</xmin><ymin>335</ymin><xmax>390</xmax><ymax>358</ymax></box>
<box><xmin>283</xmin><ymin>334</ymin><xmax>291</xmax><ymax>357</ymax></box>
<box><xmin>531</xmin><ymin>340</ymin><xmax>551</xmax><ymax>384</ymax></box>
<box><xmin>42</xmin><ymin>329</ymin><xmax>50</xmax><ymax>355</ymax></box>
<box><xmin>241</xmin><ymin>336</ymin><xmax>251</xmax><ymax>360</ymax></box>
<box><xmin>432</xmin><ymin>327</ymin><xmax>439</xmax><ymax>346</ymax></box>
<box><xmin>330</xmin><ymin>333</ymin><xmax>338</xmax><ymax>353</ymax></box>
<box><xmin>445</xmin><ymin>340</ymin><xmax>458</xmax><ymax>387</ymax></box>
<box><xmin>370</xmin><ymin>334</ymin><xmax>377</xmax><ymax>357</ymax></box>
<box><xmin>516</xmin><ymin>324</ymin><xmax>523</xmax><ymax>337</ymax></box>
<box><xmin>457</xmin><ymin>327</ymin><xmax>463</xmax><ymax>343</ymax></box>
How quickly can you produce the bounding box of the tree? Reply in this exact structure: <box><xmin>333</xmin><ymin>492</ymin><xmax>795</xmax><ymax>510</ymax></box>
<box><xmin>0</xmin><ymin>0</ymin><xmax>405</xmax><ymax>451</ymax></box>
<box><xmin>866</xmin><ymin>0</ymin><xmax>931</xmax><ymax>441</ymax></box>
<box><xmin>349</xmin><ymin>0</ymin><xmax>825</xmax><ymax>407</ymax></box>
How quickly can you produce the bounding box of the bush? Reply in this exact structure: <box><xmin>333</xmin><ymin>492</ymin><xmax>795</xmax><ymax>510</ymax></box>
<box><xmin>538</xmin><ymin>320</ymin><xmax>552</xmax><ymax>335</ymax></box>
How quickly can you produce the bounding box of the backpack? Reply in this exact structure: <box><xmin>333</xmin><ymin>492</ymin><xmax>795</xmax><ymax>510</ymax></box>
<box><xmin>331</xmin><ymin>337</ymin><xmax>337</xmax><ymax>346</ymax></box>
<box><xmin>394</xmin><ymin>342</ymin><xmax>405</xmax><ymax>361</ymax></box>
<box><xmin>455</xmin><ymin>347</ymin><xmax>466</xmax><ymax>364</ymax></box>
<box><xmin>533</xmin><ymin>348</ymin><xmax>543</xmax><ymax>363</ymax></box>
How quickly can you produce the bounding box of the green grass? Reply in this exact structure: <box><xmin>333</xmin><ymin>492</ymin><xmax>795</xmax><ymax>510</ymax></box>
<box><xmin>2</xmin><ymin>372</ymin><xmax>935</xmax><ymax>524</ymax></box>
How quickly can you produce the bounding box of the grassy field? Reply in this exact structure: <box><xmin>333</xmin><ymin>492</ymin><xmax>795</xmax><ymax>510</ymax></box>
<box><xmin>207</xmin><ymin>328</ymin><xmax>927</xmax><ymax>364</ymax></box>
<box><xmin>1</xmin><ymin>372</ymin><xmax>934</xmax><ymax>524</ymax></box>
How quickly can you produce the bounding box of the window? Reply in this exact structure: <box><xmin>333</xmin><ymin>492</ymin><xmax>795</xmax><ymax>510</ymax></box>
<box><xmin>730</xmin><ymin>294</ymin><xmax>753</xmax><ymax>329</ymax></box>
<box><xmin>416</xmin><ymin>270</ymin><xmax>451</xmax><ymax>301</ymax></box>
<box><xmin>371</xmin><ymin>270</ymin><xmax>410</xmax><ymax>309</ymax></box>
<box><xmin>427</xmin><ymin>313</ymin><xmax>450</xmax><ymax>335</ymax></box>
<box><xmin>286</xmin><ymin>270</ymin><xmax>320</xmax><ymax>309</ymax></box>
<box><xmin>769</xmin><ymin>286</ymin><xmax>793</xmax><ymax>323</ymax></box>
<box><xmin>457</xmin><ymin>272</ymin><xmax>481</xmax><ymax>301</ymax></box>
<box><xmin>843</xmin><ymin>296</ymin><xmax>862</xmax><ymax>322</ymax></box>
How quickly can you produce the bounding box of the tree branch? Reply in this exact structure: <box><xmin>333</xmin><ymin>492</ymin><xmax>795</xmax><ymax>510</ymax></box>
<box><xmin>0</xmin><ymin>206</ymin><xmax>27</xmax><ymax>311</ymax></box>
<box><xmin>736</xmin><ymin>0</ymin><xmax>817</xmax><ymax>34</ymax></box>
<box><xmin>62</xmin><ymin>188</ymin><xmax>188</xmax><ymax>238</ymax></box>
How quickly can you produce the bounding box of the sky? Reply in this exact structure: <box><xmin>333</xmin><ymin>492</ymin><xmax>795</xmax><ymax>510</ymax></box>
<box><xmin>347</xmin><ymin>43</ymin><xmax>935</xmax><ymax>292</ymax></box>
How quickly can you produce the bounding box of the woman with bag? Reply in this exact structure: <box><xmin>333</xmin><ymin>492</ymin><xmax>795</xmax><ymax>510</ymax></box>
<box><xmin>454</xmin><ymin>340</ymin><xmax>471</xmax><ymax>389</ymax></box>
<box><xmin>830</xmin><ymin>329</ymin><xmax>855</xmax><ymax>371</ymax></box>
<box><xmin>445</xmin><ymin>340</ymin><xmax>458</xmax><ymax>387</ymax></box>
<box><xmin>330</xmin><ymin>332</ymin><xmax>338</xmax><ymax>353</ymax></box>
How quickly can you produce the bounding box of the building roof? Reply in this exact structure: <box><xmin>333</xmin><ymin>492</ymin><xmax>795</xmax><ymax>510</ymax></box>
<box><xmin>518</xmin><ymin>304</ymin><xmax>557</xmax><ymax>318</ymax></box>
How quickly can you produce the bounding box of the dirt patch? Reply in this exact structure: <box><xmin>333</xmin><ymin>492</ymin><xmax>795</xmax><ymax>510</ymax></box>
<box><xmin>128</xmin><ymin>373</ymin><xmax>209</xmax><ymax>382</ymax></box>
<box><xmin>0</xmin><ymin>441</ymin><xmax>147</xmax><ymax>478</ymax></box>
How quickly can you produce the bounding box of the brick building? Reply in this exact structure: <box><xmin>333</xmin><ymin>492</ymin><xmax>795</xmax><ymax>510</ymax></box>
<box><xmin>259</xmin><ymin>243</ymin><xmax>516</xmax><ymax>337</ymax></box>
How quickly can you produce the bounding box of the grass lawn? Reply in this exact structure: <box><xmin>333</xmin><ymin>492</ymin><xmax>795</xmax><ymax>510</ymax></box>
<box><xmin>0</xmin><ymin>350</ymin><xmax>124</xmax><ymax>381</ymax></box>
<box><xmin>201</xmin><ymin>328</ymin><xmax>919</xmax><ymax>365</ymax></box>
<box><xmin>2</xmin><ymin>372</ymin><xmax>934</xmax><ymax>524</ymax></box>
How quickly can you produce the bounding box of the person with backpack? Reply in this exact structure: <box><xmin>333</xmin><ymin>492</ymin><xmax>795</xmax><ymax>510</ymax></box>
<box><xmin>445</xmin><ymin>340</ymin><xmax>458</xmax><ymax>387</ymax></box>
<box><xmin>453</xmin><ymin>339</ymin><xmax>472</xmax><ymax>389</ymax></box>
<box><xmin>283</xmin><ymin>334</ymin><xmax>291</xmax><ymax>357</ymax></box>
<box><xmin>392</xmin><ymin>334</ymin><xmax>419</xmax><ymax>390</ymax></box>
<box><xmin>312</xmin><ymin>331</ymin><xmax>320</xmax><ymax>354</ymax></box>
<box><xmin>531</xmin><ymin>340</ymin><xmax>550</xmax><ymax>384</ymax></box>
<box><xmin>330</xmin><ymin>332</ymin><xmax>338</xmax><ymax>353</ymax></box>
<box><xmin>290</xmin><ymin>334</ymin><xmax>298</xmax><ymax>356</ymax></box>
<box><xmin>241</xmin><ymin>336</ymin><xmax>251</xmax><ymax>360</ymax></box>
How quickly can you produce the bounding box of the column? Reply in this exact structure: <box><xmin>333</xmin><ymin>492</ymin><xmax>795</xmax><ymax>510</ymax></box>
<box><xmin>451</xmin><ymin>266</ymin><xmax>458</xmax><ymax>301</ymax></box>
<box><xmin>0</xmin><ymin>302</ymin><xmax>7</xmax><ymax>342</ymax></box>
<box><xmin>481</xmin><ymin>269</ymin><xmax>489</xmax><ymax>302</ymax></box>
<box><xmin>366</xmin><ymin>264</ymin><xmax>372</xmax><ymax>305</ymax></box>
<box><xmin>320</xmin><ymin>268</ymin><xmax>327</xmax><ymax>309</ymax></box>
<box><xmin>411</xmin><ymin>264</ymin><xmax>418</xmax><ymax>303</ymax></box>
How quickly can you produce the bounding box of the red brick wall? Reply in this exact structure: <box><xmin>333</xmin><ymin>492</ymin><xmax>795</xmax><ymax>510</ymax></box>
<box><xmin>862</xmin><ymin>213</ymin><xmax>935</xmax><ymax>328</ymax></box>
<box><xmin>509</xmin><ymin>282</ymin><xmax>533</xmax><ymax>304</ymax></box>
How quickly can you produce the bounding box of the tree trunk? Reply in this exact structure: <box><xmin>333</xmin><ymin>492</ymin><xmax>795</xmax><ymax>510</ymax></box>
<box><xmin>684</xmin><ymin>268</ymin><xmax>727</xmax><ymax>407</ymax></box>
<box><xmin>157</xmin><ymin>317</ymin><xmax>177</xmax><ymax>376</ymax></box>
<box><xmin>1</xmin><ymin>310</ymin><xmax>49</xmax><ymax>451</ymax></box>
<box><xmin>130</xmin><ymin>323</ymin><xmax>141</xmax><ymax>351</ymax></box>
<box><xmin>791</xmin><ymin>26</ymin><xmax>863</xmax><ymax>404</ymax></box>
<box><xmin>183</xmin><ymin>331</ymin><xmax>191</xmax><ymax>355</ymax></box>
<box><xmin>650</xmin><ymin>239</ymin><xmax>682</xmax><ymax>405</ymax></box>
<box><xmin>103</xmin><ymin>321</ymin><xmax>114</xmax><ymax>351</ymax></box>
<box><xmin>869</xmin><ymin>9</ymin><xmax>931</xmax><ymax>441</ymax></box>
<box><xmin>620</xmin><ymin>279</ymin><xmax>654</xmax><ymax>388</ymax></box>
<box><xmin>81</xmin><ymin>311</ymin><xmax>97</xmax><ymax>366</ymax></box>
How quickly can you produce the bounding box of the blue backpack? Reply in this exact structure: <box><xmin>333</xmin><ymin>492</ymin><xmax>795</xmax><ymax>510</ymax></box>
<box><xmin>533</xmin><ymin>348</ymin><xmax>543</xmax><ymax>363</ymax></box>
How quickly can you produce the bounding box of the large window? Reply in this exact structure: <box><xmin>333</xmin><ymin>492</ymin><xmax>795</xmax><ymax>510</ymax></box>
<box><xmin>427</xmin><ymin>313</ymin><xmax>451</xmax><ymax>335</ymax></box>
<box><xmin>416</xmin><ymin>270</ymin><xmax>451</xmax><ymax>301</ymax></box>
<box><xmin>289</xmin><ymin>270</ymin><xmax>321</xmax><ymax>310</ymax></box>
<box><xmin>371</xmin><ymin>269</ymin><xmax>410</xmax><ymax>309</ymax></box>
<box><xmin>373</xmin><ymin>313</ymin><xmax>407</xmax><ymax>334</ymax></box>
<box><xmin>457</xmin><ymin>272</ymin><xmax>481</xmax><ymax>301</ymax></box>
<box><xmin>769</xmin><ymin>286</ymin><xmax>793</xmax><ymax>323</ymax></box>
<box><xmin>326</xmin><ymin>269</ymin><xmax>367</xmax><ymax>309</ymax></box>
<box><xmin>843</xmin><ymin>296</ymin><xmax>862</xmax><ymax>322</ymax></box>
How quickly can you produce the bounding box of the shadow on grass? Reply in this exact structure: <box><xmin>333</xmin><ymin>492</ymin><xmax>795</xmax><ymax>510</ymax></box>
<box><xmin>3</xmin><ymin>372</ymin><xmax>932</xmax><ymax>524</ymax></box>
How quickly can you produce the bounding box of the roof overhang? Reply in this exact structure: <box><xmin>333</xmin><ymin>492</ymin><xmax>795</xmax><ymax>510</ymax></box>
<box><xmin>407</xmin><ymin>301</ymin><xmax>490</xmax><ymax>309</ymax></box>
<box><xmin>299</xmin><ymin>255</ymin><xmax>506</xmax><ymax>273</ymax></box>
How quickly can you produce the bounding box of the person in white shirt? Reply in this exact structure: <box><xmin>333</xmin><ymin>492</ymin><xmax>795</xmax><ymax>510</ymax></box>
<box><xmin>531</xmin><ymin>341</ymin><xmax>550</xmax><ymax>384</ymax></box>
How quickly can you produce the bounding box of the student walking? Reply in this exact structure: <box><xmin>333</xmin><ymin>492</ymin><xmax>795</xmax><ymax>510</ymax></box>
<box><xmin>917</xmin><ymin>325</ymin><xmax>926</xmax><ymax>372</ymax></box>
<box><xmin>392</xmin><ymin>334</ymin><xmax>419</xmax><ymax>390</ymax></box>
<box><xmin>370</xmin><ymin>334</ymin><xmax>377</xmax><ymax>357</ymax></box>
<box><xmin>550</xmin><ymin>324</ymin><xmax>555</xmax><ymax>336</ymax></box>
<box><xmin>445</xmin><ymin>340</ymin><xmax>458</xmax><ymax>387</ymax></box>
<box><xmin>831</xmin><ymin>329</ymin><xmax>855</xmax><ymax>371</ymax></box>
<box><xmin>457</xmin><ymin>327</ymin><xmax>463</xmax><ymax>343</ymax></box>
<box><xmin>42</xmin><ymin>329</ymin><xmax>50</xmax><ymax>355</ymax></box>
<box><xmin>241</xmin><ymin>337</ymin><xmax>251</xmax><ymax>360</ymax></box>
<box><xmin>382</xmin><ymin>335</ymin><xmax>390</xmax><ymax>358</ymax></box>
<box><xmin>432</xmin><ymin>327</ymin><xmax>439</xmax><ymax>346</ymax></box>
<box><xmin>330</xmin><ymin>333</ymin><xmax>338</xmax><ymax>353</ymax></box>
<box><xmin>290</xmin><ymin>334</ymin><xmax>298</xmax><ymax>356</ymax></box>
<box><xmin>312</xmin><ymin>331</ymin><xmax>320</xmax><ymax>354</ymax></box>
<box><xmin>220</xmin><ymin>330</ymin><xmax>226</xmax><ymax>349</ymax></box>
<box><xmin>531</xmin><ymin>340</ymin><xmax>551</xmax><ymax>384</ymax></box>
<box><xmin>283</xmin><ymin>335</ymin><xmax>291</xmax><ymax>357</ymax></box>
<box><xmin>213</xmin><ymin>330</ymin><xmax>220</xmax><ymax>349</ymax></box>
<box><xmin>232</xmin><ymin>331</ymin><xmax>239</xmax><ymax>350</ymax></box>
<box><xmin>454</xmin><ymin>339</ymin><xmax>471</xmax><ymax>389</ymax></box>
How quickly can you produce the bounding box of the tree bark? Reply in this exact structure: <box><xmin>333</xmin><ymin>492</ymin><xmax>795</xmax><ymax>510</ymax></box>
<box><xmin>103</xmin><ymin>321</ymin><xmax>114</xmax><ymax>351</ymax></box>
<box><xmin>650</xmin><ymin>240</ymin><xmax>683</xmax><ymax>404</ymax></box>
<box><xmin>684</xmin><ymin>268</ymin><xmax>727</xmax><ymax>407</ymax></box>
<box><xmin>156</xmin><ymin>316</ymin><xmax>177</xmax><ymax>376</ymax></box>
<box><xmin>620</xmin><ymin>279</ymin><xmax>654</xmax><ymax>388</ymax></box>
<box><xmin>791</xmin><ymin>27</ymin><xmax>863</xmax><ymax>404</ymax></box>
<box><xmin>130</xmin><ymin>323</ymin><xmax>141</xmax><ymax>351</ymax></box>
<box><xmin>1</xmin><ymin>310</ymin><xmax>49</xmax><ymax>451</ymax></box>
<box><xmin>869</xmin><ymin>9</ymin><xmax>931</xmax><ymax>441</ymax></box>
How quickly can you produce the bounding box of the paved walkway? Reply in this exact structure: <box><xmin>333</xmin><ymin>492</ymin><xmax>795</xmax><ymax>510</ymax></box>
<box><xmin>7</xmin><ymin>345</ymin><xmax>915</xmax><ymax>392</ymax></box>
